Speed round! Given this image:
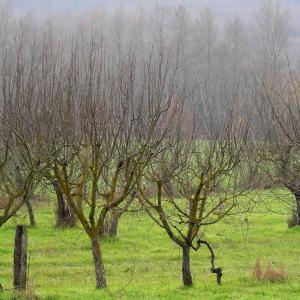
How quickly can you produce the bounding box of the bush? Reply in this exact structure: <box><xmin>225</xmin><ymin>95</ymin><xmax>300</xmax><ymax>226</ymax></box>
<box><xmin>252</xmin><ymin>259</ymin><xmax>286</xmax><ymax>283</ymax></box>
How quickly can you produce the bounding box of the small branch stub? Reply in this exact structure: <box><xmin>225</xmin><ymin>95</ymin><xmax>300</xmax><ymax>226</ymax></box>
<box><xmin>14</xmin><ymin>225</ymin><xmax>27</xmax><ymax>291</ymax></box>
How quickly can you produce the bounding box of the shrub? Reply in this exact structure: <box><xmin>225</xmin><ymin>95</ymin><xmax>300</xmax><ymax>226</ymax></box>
<box><xmin>252</xmin><ymin>259</ymin><xmax>286</xmax><ymax>283</ymax></box>
<box><xmin>252</xmin><ymin>259</ymin><xmax>263</xmax><ymax>280</ymax></box>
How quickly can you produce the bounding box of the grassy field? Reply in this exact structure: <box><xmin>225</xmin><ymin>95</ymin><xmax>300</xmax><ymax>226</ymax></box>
<box><xmin>1</xmin><ymin>191</ymin><xmax>300</xmax><ymax>299</ymax></box>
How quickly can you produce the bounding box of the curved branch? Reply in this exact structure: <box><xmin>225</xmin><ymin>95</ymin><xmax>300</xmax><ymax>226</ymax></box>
<box><xmin>194</xmin><ymin>239</ymin><xmax>222</xmax><ymax>285</ymax></box>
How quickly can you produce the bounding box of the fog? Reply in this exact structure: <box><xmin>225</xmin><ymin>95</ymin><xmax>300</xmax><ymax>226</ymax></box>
<box><xmin>3</xmin><ymin>1</ymin><xmax>300</xmax><ymax>50</ymax></box>
<box><xmin>6</xmin><ymin>0</ymin><xmax>300</xmax><ymax>23</ymax></box>
<box><xmin>0</xmin><ymin>0</ymin><xmax>298</xmax><ymax>127</ymax></box>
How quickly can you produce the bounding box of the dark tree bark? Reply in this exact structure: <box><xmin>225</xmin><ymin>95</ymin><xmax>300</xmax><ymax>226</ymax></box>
<box><xmin>182</xmin><ymin>245</ymin><xmax>193</xmax><ymax>287</ymax></box>
<box><xmin>108</xmin><ymin>211</ymin><xmax>119</xmax><ymax>236</ymax></box>
<box><xmin>14</xmin><ymin>225</ymin><xmax>27</xmax><ymax>291</ymax></box>
<box><xmin>101</xmin><ymin>208</ymin><xmax>120</xmax><ymax>237</ymax></box>
<box><xmin>91</xmin><ymin>237</ymin><xmax>107</xmax><ymax>289</ymax></box>
<box><xmin>25</xmin><ymin>199</ymin><xmax>36</xmax><ymax>227</ymax></box>
<box><xmin>51</xmin><ymin>179</ymin><xmax>76</xmax><ymax>227</ymax></box>
<box><xmin>100</xmin><ymin>191</ymin><xmax>136</xmax><ymax>238</ymax></box>
<box><xmin>294</xmin><ymin>192</ymin><xmax>300</xmax><ymax>225</ymax></box>
<box><xmin>285</xmin><ymin>184</ymin><xmax>300</xmax><ymax>226</ymax></box>
<box><xmin>280</xmin><ymin>147</ymin><xmax>300</xmax><ymax>225</ymax></box>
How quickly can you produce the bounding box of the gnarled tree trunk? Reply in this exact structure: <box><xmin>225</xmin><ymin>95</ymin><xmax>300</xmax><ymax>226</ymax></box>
<box><xmin>182</xmin><ymin>245</ymin><xmax>193</xmax><ymax>287</ymax></box>
<box><xmin>51</xmin><ymin>179</ymin><xmax>76</xmax><ymax>227</ymax></box>
<box><xmin>91</xmin><ymin>236</ymin><xmax>107</xmax><ymax>289</ymax></box>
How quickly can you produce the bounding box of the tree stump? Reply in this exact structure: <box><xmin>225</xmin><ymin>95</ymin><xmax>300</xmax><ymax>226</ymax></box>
<box><xmin>14</xmin><ymin>225</ymin><xmax>27</xmax><ymax>291</ymax></box>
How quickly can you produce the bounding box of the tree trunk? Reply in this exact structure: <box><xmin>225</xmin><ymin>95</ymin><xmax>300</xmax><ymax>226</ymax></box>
<box><xmin>14</xmin><ymin>225</ymin><xmax>27</xmax><ymax>291</ymax></box>
<box><xmin>100</xmin><ymin>209</ymin><xmax>120</xmax><ymax>238</ymax></box>
<box><xmin>295</xmin><ymin>193</ymin><xmax>300</xmax><ymax>225</ymax></box>
<box><xmin>100</xmin><ymin>191</ymin><xmax>136</xmax><ymax>238</ymax></box>
<box><xmin>25</xmin><ymin>199</ymin><xmax>36</xmax><ymax>227</ymax></box>
<box><xmin>182</xmin><ymin>245</ymin><xmax>193</xmax><ymax>287</ymax></box>
<box><xmin>108</xmin><ymin>213</ymin><xmax>119</xmax><ymax>236</ymax></box>
<box><xmin>91</xmin><ymin>236</ymin><xmax>107</xmax><ymax>289</ymax></box>
<box><xmin>107</xmin><ymin>209</ymin><xmax>119</xmax><ymax>237</ymax></box>
<box><xmin>108</xmin><ymin>216</ymin><xmax>119</xmax><ymax>237</ymax></box>
<box><xmin>51</xmin><ymin>179</ymin><xmax>76</xmax><ymax>227</ymax></box>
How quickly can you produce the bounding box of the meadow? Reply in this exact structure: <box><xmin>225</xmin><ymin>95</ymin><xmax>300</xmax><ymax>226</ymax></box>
<box><xmin>1</xmin><ymin>191</ymin><xmax>300</xmax><ymax>300</ymax></box>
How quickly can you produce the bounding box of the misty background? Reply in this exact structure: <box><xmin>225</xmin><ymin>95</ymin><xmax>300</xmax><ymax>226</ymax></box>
<box><xmin>3</xmin><ymin>0</ymin><xmax>300</xmax><ymax>51</ymax></box>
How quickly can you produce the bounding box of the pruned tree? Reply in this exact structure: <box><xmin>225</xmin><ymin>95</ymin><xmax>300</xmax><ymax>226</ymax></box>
<box><xmin>136</xmin><ymin>80</ymin><xmax>252</xmax><ymax>287</ymax></box>
<box><xmin>250</xmin><ymin>1</ymin><xmax>300</xmax><ymax>224</ymax></box>
<box><xmin>0</xmin><ymin>25</ymin><xmax>56</xmax><ymax>228</ymax></box>
<box><xmin>256</xmin><ymin>68</ymin><xmax>300</xmax><ymax>225</ymax></box>
<box><xmin>31</xmin><ymin>25</ymin><xmax>184</xmax><ymax>289</ymax></box>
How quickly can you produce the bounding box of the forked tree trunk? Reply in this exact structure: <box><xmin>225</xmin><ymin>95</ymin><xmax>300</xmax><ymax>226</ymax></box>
<box><xmin>100</xmin><ymin>192</ymin><xmax>136</xmax><ymax>238</ymax></box>
<box><xmin>182</xmin><ymin>245</ymin><xmax>193</xmax><ymax>287</ymax></box>
<box><xmin>25</xmin><ymin>199</ymin><xmax>36</xmax><ymax>227</ymax></box>
<box><xmin>51</xmin><ymin>179</ymin><xmax>76</xmax><ymax>227</ymax></box>
<box><xmin>91</xmin><ymin>236</ymin><xmax>107</xmax><ymax>289</ymax></box>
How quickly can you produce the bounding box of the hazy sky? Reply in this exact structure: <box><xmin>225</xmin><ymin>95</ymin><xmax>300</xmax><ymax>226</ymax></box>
<box><xmin>6</xmin><ymin>0</ymin><xmax>300</xmax><ymax>19</ymax></box>
<box><xmin>4</xmin><ymin>0</ymin><xmax>300</xmax><ymax>37</ymax></box>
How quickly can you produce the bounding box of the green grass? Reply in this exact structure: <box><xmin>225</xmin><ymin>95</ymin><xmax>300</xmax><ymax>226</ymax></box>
<box><xmin>1</xmin><ymin>191</ymin><xmax>300</xmax><ymax>299</ymax></box>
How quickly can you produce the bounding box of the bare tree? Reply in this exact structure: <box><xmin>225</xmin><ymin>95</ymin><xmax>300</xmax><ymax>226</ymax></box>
<box><xmin>253</xmin><ymin>0</ymin><xmax>290</xmax><ymax>76</ymax></box>
<box><xmin>256</xmin><ymin>68</ymin><xmax>300</xmax><ymax>225</ymax></box>
<box><xmin>136</xmin><ymin>80</ymin><xmax>251</xmax><ymax>287</ymax></box>
<box><xmin>0</xmin><ymin>25</ymin><xmax>56</xmax><ymax>227</ymax></box>
<box><xmin>31</xmin><ymin>26</ymin><xmax>183</xmax><ymax>288</ymax></box>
